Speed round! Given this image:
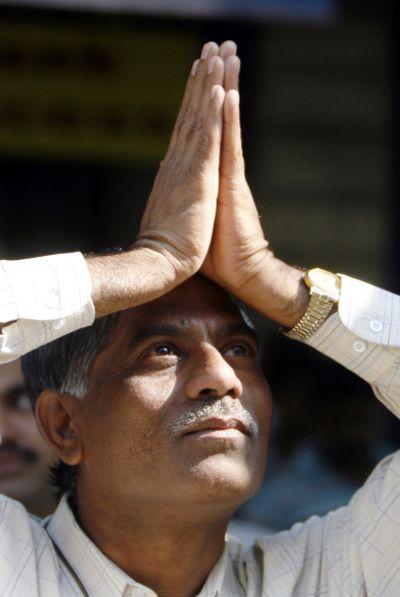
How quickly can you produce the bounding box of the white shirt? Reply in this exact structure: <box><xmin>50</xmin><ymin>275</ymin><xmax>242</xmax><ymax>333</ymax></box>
<box><xmin>1</xmin><ymin>255</ymin><xmax>400</xmax><ymax>595</ymax></box>
<box><xmin>0</xmin><ymin>253</ymin><xmax>95</xmax><ymax>363</ymax></box>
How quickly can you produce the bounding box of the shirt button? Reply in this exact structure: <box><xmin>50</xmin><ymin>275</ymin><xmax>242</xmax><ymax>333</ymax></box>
<box><xmin>52</xmin><ymin>318</ymin><xmax>66</xmax><ymax>331</ymax></box>
<box><xmin>370</xmin><ymin>319</ymin><xmax>383</xmax><ymax>333</ymax></box>
<box><xmin>353</xmin><ymin>340</ymin><xmax>367</xmax><ymax>353</ymax></box>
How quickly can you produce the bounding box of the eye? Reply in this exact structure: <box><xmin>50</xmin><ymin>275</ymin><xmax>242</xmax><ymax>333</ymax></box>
<box><xmin>153</xmin><ymin>345</ymin><xmax>175</xmax><ymax>356</ymax></box>
<box><xmin>139</xmin><ymin>342</ymin><xmax>182</xmax><ymax>370</ymax></box>
<box><xmin>145</xmin><ymin>343</ymin><xmax>181</xmax><ymax>358</ymax></box>
<box><xmin>223</xmin><ymin>342</ymin><xmax>254</xmax><ymax>358</ymax></box>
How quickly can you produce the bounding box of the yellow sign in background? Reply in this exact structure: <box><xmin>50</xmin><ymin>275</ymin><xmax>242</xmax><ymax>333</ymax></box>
<box><xmin>0</xmin><ymin>20</ymin><xmax>196</xmax><ymax>163</ymax></box>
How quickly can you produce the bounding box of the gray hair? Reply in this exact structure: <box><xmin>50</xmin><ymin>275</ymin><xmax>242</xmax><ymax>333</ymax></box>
<box><xmin>21</xmin><ymin>314</ymin><xmax>118</xmax><ymax>408</ymax></box>
<box><xmin>21</xmin><ymin>314</ymin><xmax>118</xmax><ymax>499</ymax></box>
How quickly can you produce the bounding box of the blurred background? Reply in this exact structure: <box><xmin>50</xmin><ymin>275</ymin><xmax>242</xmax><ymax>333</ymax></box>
<box><xmin>0</xmin><ymin>0</ymin><xmax>398</xmax><ymax>537</ymax></box>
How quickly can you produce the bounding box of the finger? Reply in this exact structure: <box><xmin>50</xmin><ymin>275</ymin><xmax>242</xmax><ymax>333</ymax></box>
<box><xmin>188</xmin><ymin>41</ymin><xmax>220</xmax><ymax>100</ymax></box>
<box><xmin>219</xmin><ymin>40</ymin><xmax>237</xmax><ymax>59</ymax></box>
<box><xmin>197</xmin><ymin>84</ymin><xmax>225</xmax><ymax>185</ymax></box>
<box><xmin>186</xmin><ymin>55</ymin><xmax>225</xmax><ymax>150</ymax></box>
<box><xmin>168</xmin><ymin>42</ymin><xmax>219</xmax><ymax>150</ymax></box>
<box><xmin>224</xmin><ymin>54</ymin><xmax>240</xmax><ymax>92</ymax></box>
<box><xmin>220</xmin><ymin>89</ymin><xmax>244</xmax><ymax>180</ymax></box>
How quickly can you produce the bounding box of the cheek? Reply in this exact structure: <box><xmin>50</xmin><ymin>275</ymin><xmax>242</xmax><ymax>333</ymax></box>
<box><xmin>258</xmin><ymin>384</ymin><xmax>273</xmax><ymax>434</ymax></box>
<box><xmin>82</xmin><ymin>374</ymin><xmax>179</xmax><ymax>469</ymax></box>
<box><xmin>243</xmin><ymin>371</ymin><xmax>272</xmax><ymax>417</ymax></box>
<box><xmin>242</xmin><ymin>375</ymin><xmax>273</xmax><ymax>447</ymax></box>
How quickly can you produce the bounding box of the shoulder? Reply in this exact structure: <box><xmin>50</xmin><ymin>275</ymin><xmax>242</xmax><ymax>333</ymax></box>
<box><xmin>0</xmin><ymin>492</ymin><xmax>32</xmax><ymax>522</ymax></box>
<box><xmin>0</xmin><ymin>494</ymin><xmax>59</xmax><ymax>596</ymax></box>
<box><xmin>238</xmin><ymin>451</ymin><xmax>400</xmax><ymax>595</ymax></box>
<box><xmin>0</xmin><ymin>492</ymin><xmax>49</xmax><ymax>545</ymax></box>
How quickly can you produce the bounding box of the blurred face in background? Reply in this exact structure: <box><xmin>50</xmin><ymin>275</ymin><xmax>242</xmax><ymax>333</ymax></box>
<box><xmin>0</xmin><ymin>360</ymin><xmax>55</xmax><ymax>517</ymax></box>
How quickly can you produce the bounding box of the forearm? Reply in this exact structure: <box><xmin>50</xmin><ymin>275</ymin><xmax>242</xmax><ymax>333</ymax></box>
<box><xmin>0</xmin><ymin>247</ymin><xmax>184</xmax><ymax>363</ymax></box>
<box><xmin>86</xmin><ymin>246</ymin><xmax>180</xmax><ymax>318</ymax></box>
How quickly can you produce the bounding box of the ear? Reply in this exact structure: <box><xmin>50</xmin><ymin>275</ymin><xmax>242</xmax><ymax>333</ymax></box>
<box><xmin>35</xmin><ymin>390</ymin><xmax>83</xmax><ymax>466</ymax></box>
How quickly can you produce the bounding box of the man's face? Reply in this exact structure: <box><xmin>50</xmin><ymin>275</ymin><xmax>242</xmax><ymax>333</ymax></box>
<box><xmin>77</xmin><ymin>277</ymin><xmax>272</xmax><ymax>513</ymax></box>
<box><xmin>0</xmin><ymin>360</ymin><xmax>54</xmax><ymax>512</ymax></box>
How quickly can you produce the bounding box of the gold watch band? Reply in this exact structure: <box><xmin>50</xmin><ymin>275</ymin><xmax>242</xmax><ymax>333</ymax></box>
<box><xmin>282</xmin><ymin>268</ymin><xmax>341</xmax><ymax>341</ymax></box>
<box><xmin>284</xmin><ymin>291</ymin><xmax>336</xmax><ymax>341</ymax></box>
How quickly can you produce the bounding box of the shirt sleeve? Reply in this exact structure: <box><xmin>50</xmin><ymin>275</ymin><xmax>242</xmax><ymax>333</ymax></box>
<box><xmin>305</xmin><ymin>274</ymin><xmax>400</xmax><ymax>418</ymax></box>
<box><xmin>248</xmin><ymin>276</ymin><xmax>400</xmax><ymax>596</ymax></box>
<box><xmin>0</xmin><ymin>252</ymin><xmax>95</xmax><ymax>364</ymax></box>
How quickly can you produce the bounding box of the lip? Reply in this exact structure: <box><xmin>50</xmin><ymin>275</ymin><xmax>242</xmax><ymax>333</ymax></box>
<box><xmin>183</xmin><ymin>417</ymin><xmax>249</xmax><ymax>437</ymax></box>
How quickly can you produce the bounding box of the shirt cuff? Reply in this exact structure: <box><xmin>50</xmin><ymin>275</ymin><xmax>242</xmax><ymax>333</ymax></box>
<box><xmin>305</xmin><ymin>275</ymin><xmax>400</xmax><ymax>417</ymax></box>
<box><xmin>0</xmin><ymin>252</ymin><xmax>95</xmax><ymax>362</ymax></box>
<box><xmin>337</xmin><ymin>274</ymin><xmax>400</xmax><ymax>347</ymax></box>
<box><xmin>307</xmin><ymin>275</ymin><xmax>400</xmax><ymax>351</ymax></box>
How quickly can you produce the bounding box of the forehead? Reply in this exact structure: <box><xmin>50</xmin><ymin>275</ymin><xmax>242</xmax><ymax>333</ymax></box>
<box><xmin>115</xmin><ymin>276</ymin><xmax>249</xmax><ymax>341</ymax></box>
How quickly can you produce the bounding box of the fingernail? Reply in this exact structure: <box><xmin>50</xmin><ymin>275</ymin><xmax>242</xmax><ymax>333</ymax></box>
<box><xmin>220</xmin><ymin>40</ymin><xmax>237</xmax><ymax>58</ymax></box>
<box><xmin>230</xmin><ymin>89</ymin><xmax>240</xmax><ymax>104</ymax></box>
<box><xmin>201</xmin><ymin>44</ymin><xmax>210</xmax><ymax>60</ymax></box>
<box><xmin>233</xmin><ymin>56</ymin><xmax>241</xmax><ymax>74</ymax></box>
<box><xmin>191</xmin><ymin>59</ymin><xmax>199</xmax><ymax>76</ymax></box>
<box><xmin>207</xmin><ymin>56</ymin><xmax>217</xmax><ymax>74</ymax></box>
<box><xmin>211</xmin><ymin>85</ymin><xmax>223</xmax><ymax>103</ymax></box>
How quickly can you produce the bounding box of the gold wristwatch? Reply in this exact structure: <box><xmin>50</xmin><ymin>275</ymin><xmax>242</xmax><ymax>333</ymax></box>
<box><xmin>285</xmin><ymin>268</ymin><xmax>341</xmax><ymax>341</ymax></box>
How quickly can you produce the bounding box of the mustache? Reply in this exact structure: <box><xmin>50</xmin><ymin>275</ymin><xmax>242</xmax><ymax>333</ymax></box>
<box><xmin>168</xmin><ymin>397</ymin><xmax>260</xmax><ymax>436</ymax></box>
<box><xmin>0</xmin><ymin>440</ymin><xmax>38</xmax><ymax>463</ymax></box>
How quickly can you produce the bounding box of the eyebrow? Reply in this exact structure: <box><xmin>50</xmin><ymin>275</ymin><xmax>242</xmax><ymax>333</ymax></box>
<box><xmin>218</xmin><ymin>322</ymin><xmax>260</xmax><ymax>347</ymax></box>
<box><xmin>128</xmin><ymin>324</ymin><xmax>185</xmax><ymax>348</ymax></box>
<box><xmin>128</xmin><ymin>321</ymin><xmax>259</xmax><ymax>349</ymax></box>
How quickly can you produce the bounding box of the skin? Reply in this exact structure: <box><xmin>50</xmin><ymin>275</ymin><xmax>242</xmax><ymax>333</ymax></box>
<box><xmin>37</xmin><ymin>276</ymin><xmax>272</xmax><ymax>597</ymax></box>
<box><xmin>0</xmin><ymin>361</ymin><xmax>55</xmax><ymax>517</ymax></box>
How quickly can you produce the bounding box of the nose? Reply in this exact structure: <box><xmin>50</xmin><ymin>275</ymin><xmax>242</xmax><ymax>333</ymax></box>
<box><xmin>185</xmin><ymin>344</ymin><xmax>243</xmax><ymax>400</ymax></box>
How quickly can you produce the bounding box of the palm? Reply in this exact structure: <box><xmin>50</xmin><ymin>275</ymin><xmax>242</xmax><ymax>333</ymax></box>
<box><xmin>202</xmin><ymin>179</ymin><xmax>268</xmax><ymax>293</ymax></box>
<box><xmin>201</xmin><ymin>79</ymin><xmax>269</xmax><ymax>300</ymax></box>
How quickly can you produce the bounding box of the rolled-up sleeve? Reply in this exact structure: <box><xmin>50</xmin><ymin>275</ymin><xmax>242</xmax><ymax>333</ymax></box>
<box><xmin>306</xmin><ymin>274</ymin><xmax>400</xmax><ymax>417</ymax></box>
<box><xmin>0</xmin><ymin>252</ymin><xmax>95</xmax><ymax>363</ymax></box>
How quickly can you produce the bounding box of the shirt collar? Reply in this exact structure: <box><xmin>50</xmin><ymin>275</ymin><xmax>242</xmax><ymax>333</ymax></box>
<box><xmin>200</xmin><ymin>534</ymin><xmax>245</xmax><ymax>596</ymax></box>
<box><xmin>46</xmin><ymin>495</ymin><xmax>156</xmax><ymax>597</ymax></box>
<box><xmin>46</xmin><ymin>494</ymin><xmax>243</xmax><ymax>597</ymax></box>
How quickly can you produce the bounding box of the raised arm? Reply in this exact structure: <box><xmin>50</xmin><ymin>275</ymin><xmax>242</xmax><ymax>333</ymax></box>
<box><xmin>202</xmin><ymin>45</ymin><xmax>400</xmax><ymax>411</ymax></box>
<box><xmin>201</xmin><ymin>49</ymin><xmax>310</xmax><ymax>329</ymax></box>
<box><xmin>0</xmin><ymin>41</ymin><xmax>233</xmax><ymax>363</ymax></box>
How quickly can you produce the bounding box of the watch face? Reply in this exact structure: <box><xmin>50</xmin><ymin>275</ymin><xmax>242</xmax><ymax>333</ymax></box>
<box><xmin>307</xmin><ymin>268</ymin><xmax>341</xmax><ymax>300</ymax></box>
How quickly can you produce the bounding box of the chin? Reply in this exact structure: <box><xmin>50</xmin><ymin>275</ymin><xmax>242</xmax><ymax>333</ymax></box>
<box><xmin>185</xmin><ymin>454</ymin><xmax>263</xmax><ymax>505</ymax></box>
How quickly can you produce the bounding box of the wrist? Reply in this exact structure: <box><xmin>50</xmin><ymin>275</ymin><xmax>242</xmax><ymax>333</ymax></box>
<box><xmin>259</xmin><ymin>255</ymin><xmax>310</xmax><ymax>327</ymax></box>
<box><xmin>284</xmin><ymin>268</ymin><xmax>341</xmax><ymax>340</ymax></box>
<box><xmin>86</xmin><ymin>246</ymin><xmax>182</xmax><ymax>318</ymax></box>
<box><xmin>229</xmin><ymin>251</ymin><xmax>310</xmax><ymax>327</ymax></box>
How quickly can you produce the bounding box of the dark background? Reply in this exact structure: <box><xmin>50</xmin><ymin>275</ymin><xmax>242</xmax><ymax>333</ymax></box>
<box><xmin>0</xmin><ymin>0</ymin><xmax>398</xmax><ymax>530</ymax></box>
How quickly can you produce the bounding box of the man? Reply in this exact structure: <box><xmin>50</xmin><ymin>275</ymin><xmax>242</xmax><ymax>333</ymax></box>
<box><xmin>0</xmin><ymin>40</ymin><xmax>399</xmax><ymax>595</ymax></box>
<box><xmin>0</xmin><ymin>360</ymin><xmax>55</xmax><ymax>517</ymax></box>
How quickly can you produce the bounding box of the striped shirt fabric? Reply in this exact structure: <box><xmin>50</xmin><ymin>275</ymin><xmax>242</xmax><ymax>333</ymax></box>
<box><xmin>0</xmin><ymin>258</ymin><xmax>399</xmax><ymax>595</ymax></box>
